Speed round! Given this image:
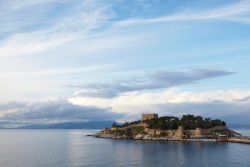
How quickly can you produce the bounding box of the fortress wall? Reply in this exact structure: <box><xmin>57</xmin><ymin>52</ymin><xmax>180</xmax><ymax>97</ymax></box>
<box><xmin>185</xmin><ymin>128</ymin><xmax>202</xmax><ymax>137</ymax></box>
<box><xmin>144</xmin><ymin>127</ymin><xmax>206</xmax><ymax>138</ymax></box>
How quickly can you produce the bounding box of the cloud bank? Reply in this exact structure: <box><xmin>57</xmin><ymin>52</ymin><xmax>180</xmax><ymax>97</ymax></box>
<box><xmin>1</xmin><ymin>89</ymin><xmax>249</xmax><ymax>128</ymax></box>
<box><xmin>70</xmin><ymin>89</ymin><xmax>250</xmax><ymax>124</ymax></box>
<box><xmin>0</xmin><ymin>100</ymin><xmax>124</xmax><ymax>128</ymax></box>
<box><xmin>73</xmin><ymin>69</ymin><xmax>234</xmax><ymax>98</ymax></box>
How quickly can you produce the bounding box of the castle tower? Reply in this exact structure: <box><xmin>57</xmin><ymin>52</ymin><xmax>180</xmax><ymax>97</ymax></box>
<box><xmin>176</xmin><ymin>126</ymin><xmax>184</xmax><ymax>140</ymax></box>
<box><xmin>141</xmin><ymin>113</ymin><xmax>158</xmax><ymax>121</ymax></box>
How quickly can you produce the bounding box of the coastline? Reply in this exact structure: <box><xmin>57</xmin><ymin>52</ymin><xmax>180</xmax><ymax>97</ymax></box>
<box><xmin>228</xmin><ymin>137</ymin><xmax>250</xmax><ymax>144</ymax></box>
<box><xmin>93</xmin><ymin>134</ymin><xmax>250</xmax><ymax>144</ymax></box>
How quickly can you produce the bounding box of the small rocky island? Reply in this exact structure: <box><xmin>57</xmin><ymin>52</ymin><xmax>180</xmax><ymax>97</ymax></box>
<box><xmin>95</xmin><ymin>113</ymin><xmax>249</xmax><ymax>143</ymax></box>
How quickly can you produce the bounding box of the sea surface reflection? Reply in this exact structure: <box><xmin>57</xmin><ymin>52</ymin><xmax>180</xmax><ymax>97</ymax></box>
<box><xmin>0</xmin><ymin>129</ymin><xmax>249</xmax><ymax>167</ymax></box>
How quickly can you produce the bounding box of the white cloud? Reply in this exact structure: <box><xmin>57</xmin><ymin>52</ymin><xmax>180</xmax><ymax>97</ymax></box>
<box><xmin>0</xmin><ymin>0</ymin><xmax>61</xmax><ymax>37</ymax></box>
<box><xmin>0</xmin><ymin>31</ymin><xmax>75</xmax><ymax>58</ymax></box>
<box><xmin>115</xmin><ymin>0</ymin><xmax>250</xmax><ymax>27</ymax></box>
<box><xmin>0</xmin><ymin>63</ymin><xmax>120</xmax><ymax>102</ymax></box>
<box><xmin>0</xmin><ymin>0</ymin><xmax>115</xmax><ymax>58</ymax></box>
<box><xmin>68</xmin><ymin>89</ymin><xmax>250</xmax><ymax>124</ymax></box>
<box><xmin>68</xmin><ymin>89</ymin><xmax>250</xmax><ymax>114</ymax></box>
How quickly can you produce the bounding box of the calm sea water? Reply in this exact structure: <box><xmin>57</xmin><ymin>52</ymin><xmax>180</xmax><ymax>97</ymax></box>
<box><xmin>0</xmin><ymin>129</ymin><xmax>249</xmax><ymax>167</ymax></box>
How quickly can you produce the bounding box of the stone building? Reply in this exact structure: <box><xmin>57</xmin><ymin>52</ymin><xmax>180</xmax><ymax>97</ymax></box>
<box><xmin>141</xmin><ymin>113</ymin><xmax>158</xmax><ymax>121</ymax></box>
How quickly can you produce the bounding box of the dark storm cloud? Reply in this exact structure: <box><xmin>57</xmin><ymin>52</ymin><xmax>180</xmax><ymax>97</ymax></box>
<box><xmin>0</xmin><ymin>100</ymin><xmax>124</xmax><ymax>126</ymax></box>
<box><xmin>74</xmin><ymin>69</ymin><xmax>234</xmax><ymax>98</ymax></box>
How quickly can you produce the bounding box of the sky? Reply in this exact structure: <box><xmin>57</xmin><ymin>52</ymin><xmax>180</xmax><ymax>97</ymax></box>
<box><xmin>0</xmin><ymin>0</ymin><xmax>250</xmax><ymax>127</ymax></box>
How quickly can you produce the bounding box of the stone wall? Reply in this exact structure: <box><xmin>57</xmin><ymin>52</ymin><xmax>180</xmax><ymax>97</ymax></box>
<box><xmin>142</xmin><ymin>126</ymin><xmax>204</xmax><ymax>139</ymax></box>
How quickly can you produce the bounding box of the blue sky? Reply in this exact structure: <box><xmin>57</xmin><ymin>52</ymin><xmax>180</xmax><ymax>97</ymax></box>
<box><xmin>0</xmin><ymin>0</ymin><xmax>250</xmax><ymax>127</ymax></box>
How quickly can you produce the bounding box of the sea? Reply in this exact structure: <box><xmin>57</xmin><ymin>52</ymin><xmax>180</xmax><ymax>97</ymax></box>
<box><xmin>0</xmin><ymin>129</ymin><xmax>249</xmax><ymax>167</ymax></box>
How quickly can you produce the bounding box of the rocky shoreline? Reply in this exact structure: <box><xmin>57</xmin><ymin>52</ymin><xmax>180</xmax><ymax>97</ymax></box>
<box><xmin>95</xmin><ymin>125</ymin><xmax>236</xmax><ymax>141</ymax></box>
<box><xmin>93</xmin><ymin>132</ymin><xmax>250</xmax><ymax>144</ymax></box>
<box><xmin>95</xmin><ymin>133</ymin><xmax>216</xmax><ymax>141</ymax></box>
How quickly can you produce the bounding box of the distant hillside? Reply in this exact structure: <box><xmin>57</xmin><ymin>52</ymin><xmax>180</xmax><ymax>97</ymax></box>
<box><xmin>17</xmin><ymin>121</ymin><xmax>113</xmax><ymax>129</ymax></box>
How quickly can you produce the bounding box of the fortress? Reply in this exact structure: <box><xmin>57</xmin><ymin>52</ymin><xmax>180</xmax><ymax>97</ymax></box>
<box><xmin>96</xmin><ymin>113</ymin><xmax>241</xmax><ymax>142</ymax></box>
<box><xmin>140</xmin><ymin>114</ymin><xmax>213</xmax><ymax>140</ymax></box>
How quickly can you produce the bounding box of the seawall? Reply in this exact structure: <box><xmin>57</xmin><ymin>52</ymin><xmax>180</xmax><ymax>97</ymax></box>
<box><xmin>228</xmin><ymin>138</ymin><xmax>250</xmax><ymax>144</ymax></box>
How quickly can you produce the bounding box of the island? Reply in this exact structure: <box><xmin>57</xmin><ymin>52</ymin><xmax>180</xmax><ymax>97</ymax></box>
<box><xmin>95</xmin><ymin>113</ymin><xmax>250</xmax><ymax>144</ymax></box>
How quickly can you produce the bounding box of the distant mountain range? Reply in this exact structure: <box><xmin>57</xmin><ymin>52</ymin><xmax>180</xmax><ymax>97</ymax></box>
<box><xmin>0</xmin><ymin>121</ymin><xmax>249</xmax><ymax>130</ymax></box>
<box><xmin>16</xmin><ymin>121</ymin><xmax>114</xmax><ymax>129</ymax></box>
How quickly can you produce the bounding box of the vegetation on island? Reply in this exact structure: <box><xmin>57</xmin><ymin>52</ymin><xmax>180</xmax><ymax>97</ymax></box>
<box><xmin>96</xmin><ymin>114</ymin><xmax>246</xmax><ymax>143</ymax></box>
<box><xmin>96</xmin><ymin>114</ymin><xmax>244</xmax><ymax>141</ymax></box>
<box><xmin>112</xmin><ymin>114</ymin><xmax>226</xmax><ymax>130</ymax></box>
